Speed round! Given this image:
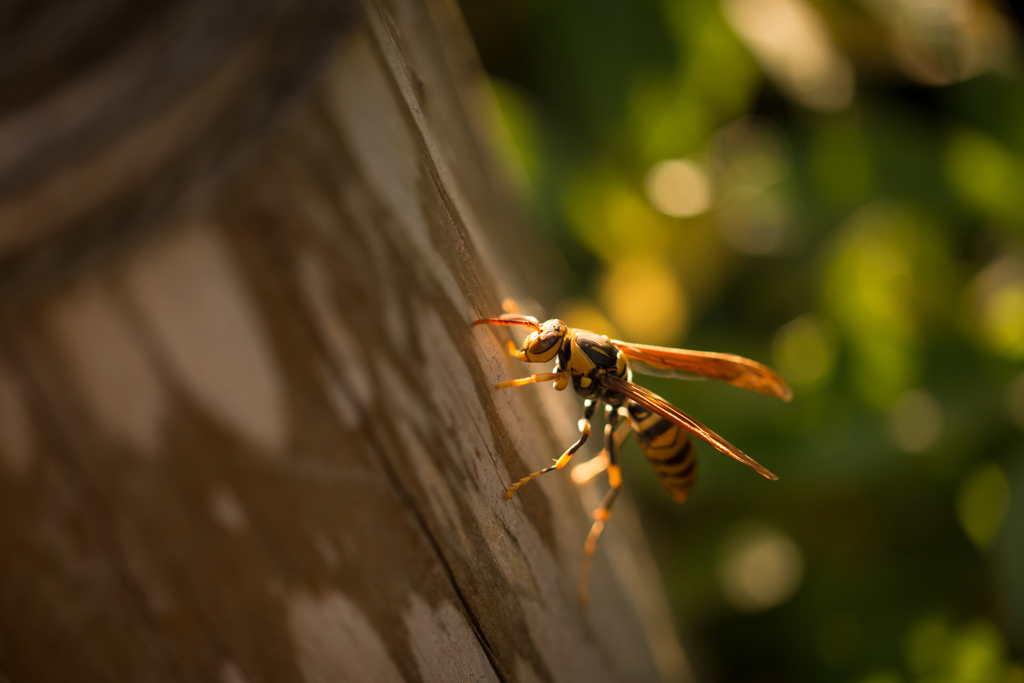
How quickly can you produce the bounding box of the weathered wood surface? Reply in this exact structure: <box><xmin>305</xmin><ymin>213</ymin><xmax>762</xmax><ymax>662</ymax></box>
<box><xmin>0</xmin><ymin>1</ymin><xmax>691</xmax><ymax>681</ymax></box>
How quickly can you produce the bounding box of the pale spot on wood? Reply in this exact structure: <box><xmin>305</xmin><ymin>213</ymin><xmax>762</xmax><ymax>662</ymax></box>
<box><xmin>219</xmin><ymin>660</ymin><xmax>251</xmax><ymax>683</ymax></box>
<box><xmin>403</xmin><ymin>593</ymin><xmax>500</xmax><ymax>683</ymax></box>
<box><xmin>286</xmin><ymin>590</ymin><xmax>404</xmax><ymax>683</ymax></box>
<box><xmin>44</xmin><ymin>279</ymin><xmax>167</xmax><ymax>458</ymax></box>
<box><xmin>0</xmin><ymin>360</ymin><xmax>34</xmax><ymax>477</ymax></box>
<box><xmin>297</xmin><ymin>253</ymin><xmax>374</xmax><ymax>415</ymax></box>
<box><xmin>124</xmin><ymin>225</ymin><xmax>288</xmax><ymax>454</ymax></box>
<box><xmin>209</xmin><ymin>485</ymin><xmax>248</xmax><ymax>533</ymax></box>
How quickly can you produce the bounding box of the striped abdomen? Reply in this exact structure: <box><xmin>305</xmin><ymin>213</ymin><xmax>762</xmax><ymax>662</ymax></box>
<box><xmin>626</xmin><ymin>403</ymin><xmax>697</xmax><ymax>503</ymax></box>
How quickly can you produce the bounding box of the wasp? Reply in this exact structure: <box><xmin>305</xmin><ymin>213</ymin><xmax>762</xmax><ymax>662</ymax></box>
<box><xmin>473</xmin><ymin>304</ymin><xmax>792</xmax><ymax>603</ymax></box>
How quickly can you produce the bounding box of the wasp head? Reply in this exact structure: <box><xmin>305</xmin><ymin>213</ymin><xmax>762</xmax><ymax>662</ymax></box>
<box><xmin>520</xmin><ymin>319</ymin><xmax>568</xmax><ymax>363</ymax></box>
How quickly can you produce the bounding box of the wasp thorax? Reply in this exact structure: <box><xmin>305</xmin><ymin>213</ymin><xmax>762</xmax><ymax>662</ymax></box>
<box><xmin>522</xmin><ymin>319</ymin><xmax>567</xmax><ymax>362</ymax></box>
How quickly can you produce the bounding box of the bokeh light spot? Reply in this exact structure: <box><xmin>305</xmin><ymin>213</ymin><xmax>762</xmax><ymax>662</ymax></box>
<box><xmin>967</xmin><ymin>255</ymin><xmax>1024</xmax><ymax>359</ymax></box>
<box><xmin>723</xmin><ymin>0</ymin><xmax>854</xmax><ymax>111</ymax></box>
<box><xmin>772</xmin><ymin>313</ymin><xmax>838</xmax><ymax>385</ymax></box>
<box><xmin>982</xmin><ymin>284</ymin><xmax>1024</xmax><ymax>358</ymax></box>
<box><xmin>556</xmin><ymin>298</ymin><xmax>618</xmax><ymax>338</ymax></box>
<box><xmin>606</xmin><ymin>185</ymin><xmax>675</xmax><ymax>254</ymax></box>
<box><xmin>948</xmin><ymin>621</ymin><xmax>1008</xmax><ymax>683</ymax></box>
<box><xmin>718</xmin><ymin>519</ymin><xmax>804</xmax><ymax>613</ymax></box>
<box><xmin>644</xmin><ymin>159</ymin><xmax>712</xmax><ymax>218</ymax></box>
<box><xmin>823</xmin><ymin>204</ymin><xmax>931</xmax><ymax>407</ymax></box>
<box><xmin>956</xmin><ymin>463</ymin><xmax>1010</xmax><ymax>551</ymax></box>
<box><xmin>565</xmin><ymin>179</ymin><xmax>674</xmax><ymax>264</ymax></box>
<box><xmin>946</xmin><ymin>129</ymin><xmax>1024</xmax><ymax>221</ymax></box>
<box><xmin>905</xmin><ymin>616</ymin><xmax>1013</xmax><ymax>683</ymax></box>
<box><xmin>599</xmin><ymin>257</ymin><xmax>689</xmax><ymax>345</ymax></box>
<box><xmin>874</xmin><ymin>0</ymin><xmax>1015</xmax><ymax>85</ymax></box>
<box><xmin>889</xmin><ymin>389</ymin><xmax>944</xmax><ymax>454</ymax></box>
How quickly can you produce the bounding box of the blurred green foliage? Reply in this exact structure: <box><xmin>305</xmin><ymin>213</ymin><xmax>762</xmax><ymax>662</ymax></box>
<box><xmin>458</xmin><ymin>0</ymin><xmax>1024</xmax><ymax>681</ymax></box>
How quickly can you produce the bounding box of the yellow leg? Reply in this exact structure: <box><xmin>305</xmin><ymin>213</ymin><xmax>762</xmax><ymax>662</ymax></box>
<box><xmin>495</xmin><ymin>372</ymin><xmax>566</xmax><ymax>390</ymax></box>
<box><xmin>579</xmin><ymin>408</ymin><xmax>626</xmax><ymax>604</ymax></box>
<box><xmin>578</xmin><ymin>467</ymin><xmax>622</xmax><ymax>604</ymax></box>
<box><xmin>571</xmin><ymin>451</ymin><xmax>609</xmax><ymax>485</ymax></box>
<box><xmin>503</xmin><ymin>400</ymin><xmax>596</xmax><ymax>500</ymax></box>
<box><xmin>573</xmin><ymin>412</ymin><xmax>630</xmax><ymax>485</ymax></box>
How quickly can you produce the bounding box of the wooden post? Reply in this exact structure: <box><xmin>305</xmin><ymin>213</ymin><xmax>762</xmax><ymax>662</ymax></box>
<box><xmin>0</xmin><ymin>1</ymin><xmax>692</xmax><ymax>681</ymax></box>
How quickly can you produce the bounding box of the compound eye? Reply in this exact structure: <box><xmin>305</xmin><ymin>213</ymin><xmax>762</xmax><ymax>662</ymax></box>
<box><xmin>528</xmin><ymin>330</ymin><xmax>560</xmax><ymax>355</ymax></box>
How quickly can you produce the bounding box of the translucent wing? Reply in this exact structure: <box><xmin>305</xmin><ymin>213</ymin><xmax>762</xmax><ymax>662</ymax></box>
<box><xmin>600</xmin><ymin>374</ymin><xmax>778</xmax><ymax>480</ymax></box>
<box><xmin>612</xmin><ymin>340</ymin><xmax>793</xmax><ymax>402</ymax></box>
<box><xmin>622</xmin><ymin>356</ymin><xmax>707</xmax><ymax>382</ymax></box>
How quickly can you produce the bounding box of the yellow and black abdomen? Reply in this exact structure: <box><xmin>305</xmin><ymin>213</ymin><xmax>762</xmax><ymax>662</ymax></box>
<box><xmin>626</xmin><ymin>403</ymin><xmax>697</xmax><ymax>503</ymax></box>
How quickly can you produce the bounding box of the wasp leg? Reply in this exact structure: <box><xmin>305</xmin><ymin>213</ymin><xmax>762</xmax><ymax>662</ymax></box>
<box><xmin>495</xmin><ymin>372</ymin><xmax>566</xmax><ymax>390</ymax></box>
<box><xmin>579</xmin><ymin>405</ymin><xmax>626</xmax><ymax>604</ymax></box>
<box><xmin>504</xmin><ymin>400</ymin><xmax>597</xmax><ymax>500</ymax></box>
<box><xmin>472</xmin><ymin>317</ymin><xmax>541</xmax><ymax>332</ymax></box>
<box><xmin>572</xmin><ymin>414</ymin><xmax>631</xmax><ymax>484</ymax></box>
<box><xmin>571</xmin><ymin>450</ymin><xmax>609</xmax><ymax>485</ymax></box>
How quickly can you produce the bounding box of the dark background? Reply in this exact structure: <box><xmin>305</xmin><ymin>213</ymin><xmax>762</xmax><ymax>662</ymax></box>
<box><xmin>457</xmin><ymin>0</ymin><xmax>1024</xmax><ymax>681</ymax></box>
